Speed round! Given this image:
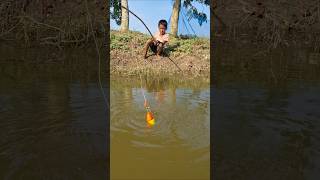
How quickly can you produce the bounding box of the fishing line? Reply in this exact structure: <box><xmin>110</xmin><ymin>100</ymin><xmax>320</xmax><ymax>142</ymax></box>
<box><xmin>139</xmin><ymin>72</ymin><xmax>155</xmax><ymax>126</ymax></box>
<box><xmin>139</xmin><ymin>73</ymin><xmax>152</xmax><ymax>112</ymax></box>
<box><xmin>181</xmin><ymin>13</ymin><xmax>191</xmax><ymax>35</ymax></box>
<box><xmin>181</xmin><ymin>7</ymin><xmax>197</xmax><ymax>37</ymax></box>
<box><xmin>85</xmin><ymin>0</ymin><xmax>109</xmax><ymax>109</ymax></box>
<box><xmin>139</xmin><ymin>73</ymin><xmax>147</xmax><ymax>104</ymax></box>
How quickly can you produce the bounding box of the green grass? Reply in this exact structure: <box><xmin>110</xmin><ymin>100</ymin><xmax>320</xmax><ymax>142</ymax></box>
<box><xmin>169</xmin><ymin>36</ymin><xmax>209</xmax><ymax>54</ymax></box>
<box><xmin>110</xmin><ymin>30</ymin><xmax>209</xmax><ymax>55</ymax></box>
<box><xmin>110</xmin><ymin>32</ymin><xmax>133</xmax><ymax>50</ymax></box>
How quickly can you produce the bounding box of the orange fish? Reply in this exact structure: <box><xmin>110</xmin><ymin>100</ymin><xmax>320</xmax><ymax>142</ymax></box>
<box><xmin>146</xmin><ymin>111</ymin><xmax>155</xmax><ymax>126</ymax></box>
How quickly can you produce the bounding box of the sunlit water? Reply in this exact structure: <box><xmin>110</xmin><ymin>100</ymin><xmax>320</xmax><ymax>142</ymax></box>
<box><xmin>110</xmin><ymin>77</ymin><xmax>210</xmax><ymax>180</ymax></box>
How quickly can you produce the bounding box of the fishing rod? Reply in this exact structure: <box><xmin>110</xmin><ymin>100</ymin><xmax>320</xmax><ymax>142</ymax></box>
<box><xmin>120</xmin><ymin>5</ymin><xmax>154</xmax><ymax>39</ymax></box>
<box><xmin>120</xmin><ymin>5</ymin><xmax>157</xmax><ymax>126</ymax></box>
<box><xmin>85</xmin><ymin>0</ymin><xmax>108</xmax><ymax>109</ymax></box>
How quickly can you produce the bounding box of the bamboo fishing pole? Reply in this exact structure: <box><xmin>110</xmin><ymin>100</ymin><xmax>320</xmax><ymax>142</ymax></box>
<box><xmin>120</xmin><ymin>5</ymin><xmax>154</xmax><ymax>39</ymax></box>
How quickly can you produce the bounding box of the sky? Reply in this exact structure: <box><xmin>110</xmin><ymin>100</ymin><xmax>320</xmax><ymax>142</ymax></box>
<box><xmin>110</xmin><ymin>0</ymin><xmax>210</xmax><ymax>38</ymax></box>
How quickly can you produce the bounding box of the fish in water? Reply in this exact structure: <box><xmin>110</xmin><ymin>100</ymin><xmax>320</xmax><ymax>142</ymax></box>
<box><xmin>146</xmin><ymin>111</ymin><xmax>155</xmax><ymax>126</ymax></box>
<box><xmin>144</xmin><ymin>99</ymin><xmax>155</xmax><ymax>125</ymax></box>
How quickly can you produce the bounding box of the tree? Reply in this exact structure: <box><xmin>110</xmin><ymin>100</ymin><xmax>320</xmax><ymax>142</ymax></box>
<box><xmin>170</xmin><ymin>0</ymin><xmax>210</xmax><ymax>37</ymax></box>
<box><xmin>110</xmin><ymin>0</ymin><xmax>129</xmax><ymax>32</ymax></box>
<box><xmin>170</xmin><ymin>0</ymin><xmax>181</xmax><ymax>37</ymax></box>
<box><xmin>183</xmin><ymin>0</ymin><xmax>209</xmax><ymax>26</ymax></box>
<box><xmin>211</xmin><ymin>0</ymin><xmax>226</xmax><ymax>34</ymax></box>
<box><xmin>110</xmin><ymin>0</ymin><xmax>121</xmax><ymax>25</ymax></box>
<box><xmin>120</xmin><ymin>0</ymin><xmax>129</xmax><ymax>32</ymax></box>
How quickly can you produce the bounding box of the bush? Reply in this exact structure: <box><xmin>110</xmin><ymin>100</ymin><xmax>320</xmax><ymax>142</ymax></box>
<box><xmin>110</xmin><ymin>32</ymin><xmax>134</xmax><ymax>50</ymax></box>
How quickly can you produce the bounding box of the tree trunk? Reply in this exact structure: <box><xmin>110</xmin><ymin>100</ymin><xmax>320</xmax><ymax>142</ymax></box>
<box><xmin>211</xmin><ymin>0</ymin><xmax>226</xmax><ymax>35</ymax></box>
<box><xmin>170</xmin><ymin>0</ymin><xmax>181</xmax><ymax>37</ymax></box>
<box><xmin>120</xmin><ymin>0</ymin><xmax>129</xmax><ymax>32</ymax></box>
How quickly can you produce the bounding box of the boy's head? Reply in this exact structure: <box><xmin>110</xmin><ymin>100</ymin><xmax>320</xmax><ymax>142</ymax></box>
<box><xmin>158</xmin><ymin>19</ymin><xmax>167</xmax><ymax>35</ymax></box>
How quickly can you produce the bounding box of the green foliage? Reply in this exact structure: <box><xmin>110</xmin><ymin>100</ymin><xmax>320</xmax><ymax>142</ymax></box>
<box><xmin>182</xmin><ymin>0</ymin><xmax>209</xmax><ymax>26</ymax></box>
<box><xmin>169</xmin><ymin>36</ymin><xmax>209</xmax><ymax>54</ymax></box>
<box><xmin>110</xmin><ymin>32</ymin><xmax>134</xmax><ymax>50</ymax></box>
<box><xmin>110</xmin><ymin>0</ymin><xmax>121</xmax><ymax>25</ymax></box>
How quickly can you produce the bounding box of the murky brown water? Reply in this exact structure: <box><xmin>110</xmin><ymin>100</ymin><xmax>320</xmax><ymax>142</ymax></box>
<box><xmin>0</xmin><ymin>44</ymin><xmax>107</xmax><ymax>179</ymax></box>
<box><xmin>2</xmin><ymin>40</ymin><xmax>319</xmax><ymax>180</ymax></box>
<box><xmin>110</xmin><ymin>76</ymin><xmax>210</xmax><ymax>180</ymax></box>
<box><xmin>213</xmin><ymin>43</ymin><xmax>320</xmax><ymax>180</ymax></box>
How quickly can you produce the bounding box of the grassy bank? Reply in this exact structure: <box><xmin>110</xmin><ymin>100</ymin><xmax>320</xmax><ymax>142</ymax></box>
<box><xmin>213</xmin><ymin>0</ymin><xmax>320</xmax><ymax>49</ymax></box>
<box><xmin>110</xmin><ymin>30</ymin><xmax>210</xmax><ymax>79</ymax></box>
<box><xmin>0</xmin><ymin>1</ymin><xmax>106</xmax><ymax>48</ymax></box>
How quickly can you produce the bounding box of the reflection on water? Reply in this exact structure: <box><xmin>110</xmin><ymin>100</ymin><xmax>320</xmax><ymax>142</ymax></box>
<box><xmin>111</xmin><ymin>76</ymin><xmax>210</xmax><ymax>180</ymax></box>
<box><xmin>213</xmin><ymin>44</ymin><xmax>320</xmax><ymax>179</ymax></box>
<box><xmin>0</xmin><ymin>45</ymin><xmax>107</xmax><ymax>179</ymax></box>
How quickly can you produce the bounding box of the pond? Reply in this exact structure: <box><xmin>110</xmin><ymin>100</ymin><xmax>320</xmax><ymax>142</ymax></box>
<box><xmin>213</xmin><ymin>43</ymin><xmax>320</xmax><ymax>179</ymax></box>
<box><xmin>110</xmin><ymin>76</ymin><xmax>210</xmax><ymax>180</ymax></box>
<box><xmin>0</xmin><ymin>44</ymin><xmax>107</xmax><ymax>179</ymax></box>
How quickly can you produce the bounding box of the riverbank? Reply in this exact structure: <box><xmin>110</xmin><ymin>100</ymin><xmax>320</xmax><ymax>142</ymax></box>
<box><xmin>110</xmin><ymin>30</ymin><xmax>210</xmax><ymax>79</ymax></box>
<box><xmin>0</xmin><ymin>1</ymin><xmax>106</xmax><ymax>48</ymax></box>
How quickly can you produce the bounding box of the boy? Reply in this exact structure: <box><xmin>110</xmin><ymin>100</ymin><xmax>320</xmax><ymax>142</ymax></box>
<box><xmin>143</xmin><ymin>19</ymin><xmax>169</xmax><ymax>59</ymax></box>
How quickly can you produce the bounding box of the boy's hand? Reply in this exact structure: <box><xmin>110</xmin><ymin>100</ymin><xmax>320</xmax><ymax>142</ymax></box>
<box><xmin>155</xmin><ymin>41</ymin><xmax>161</xmax><ymax>46</ymax></box>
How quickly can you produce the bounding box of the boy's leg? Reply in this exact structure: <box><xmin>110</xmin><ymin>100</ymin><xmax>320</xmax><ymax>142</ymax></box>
<box><xmin>156</xmin><ymin>43</ymin><xmax>164</xmax><ymax>57</ymax></box>
<box><xmin>143</xmin><ymin>38</ymin><xmax>154</xmax><ymax>59</ymax></box>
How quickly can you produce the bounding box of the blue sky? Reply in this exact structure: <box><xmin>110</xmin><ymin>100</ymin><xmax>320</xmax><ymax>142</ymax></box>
<box><xmin>110</xmin><ymin>0</ymin><xmax>210</xmax><ymax>38</ymax></box>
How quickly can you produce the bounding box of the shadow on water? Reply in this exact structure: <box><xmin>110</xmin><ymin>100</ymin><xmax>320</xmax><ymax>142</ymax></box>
<box><xmin>213</xmin><ymin>43</ymin><xmax>320</xmax><ymax>180</ymax></box>
<box><xmin>0</xmin><ymin>44</ymin><xmax>107</xmax><ymax>179</ymax></box>
<box><xmin>110</xmin><ymin>76</ymin><xmax>210</xmax><ymax>180</ymax></box>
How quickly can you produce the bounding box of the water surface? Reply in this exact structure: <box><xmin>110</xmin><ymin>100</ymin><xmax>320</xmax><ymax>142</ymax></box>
<box><xmin>110</xmin><ymin>76</ymin><xmax>210</xmax><ymax>180</ymax></box>
<box><xmin>213</xmin><ymin>44</ymin><xmax>320</xmax><ymax>180</ymax></box>
<box><xmin>0</xmin><ymin>45</ymin><xmax>107</xmax><ymax>179</ymax></box>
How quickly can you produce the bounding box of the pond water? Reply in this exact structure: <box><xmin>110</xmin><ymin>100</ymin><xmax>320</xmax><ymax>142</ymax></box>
<box><xmin>0</xmin><ymin>45</ymin><xmax>107</xmax><ymax>179</ymax></box>
<box><xmin>3</xmin><ymin>41</ymin><xmax>319</xmax><ymax>180</ymax></box>
<box><xmin>110</xmin><ymin>76</ymin><xmax>210</xmax><ymax>180</ymax></box>
<box><xmin>213</xmin><ymin>43</ymin><xmax>320</xmax><ymax>179</ymax></box>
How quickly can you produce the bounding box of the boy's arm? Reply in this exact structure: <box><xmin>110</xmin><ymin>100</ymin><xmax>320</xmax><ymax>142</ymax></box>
<box><xmin>163</xmin><ymin>34</ymin><xmax>169</xmax><ymax>45</ymax></box>
<box><xmin>153</xmin><ymin>31</ymin><xmax>159</xmax><ymax>42</ymax></box>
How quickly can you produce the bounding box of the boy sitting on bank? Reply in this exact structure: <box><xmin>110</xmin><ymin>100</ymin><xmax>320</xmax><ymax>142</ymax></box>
<box><xmin>143</xmin><ymin>19</ymin><xmax>169</xmax><ymax>59</ymax></box>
